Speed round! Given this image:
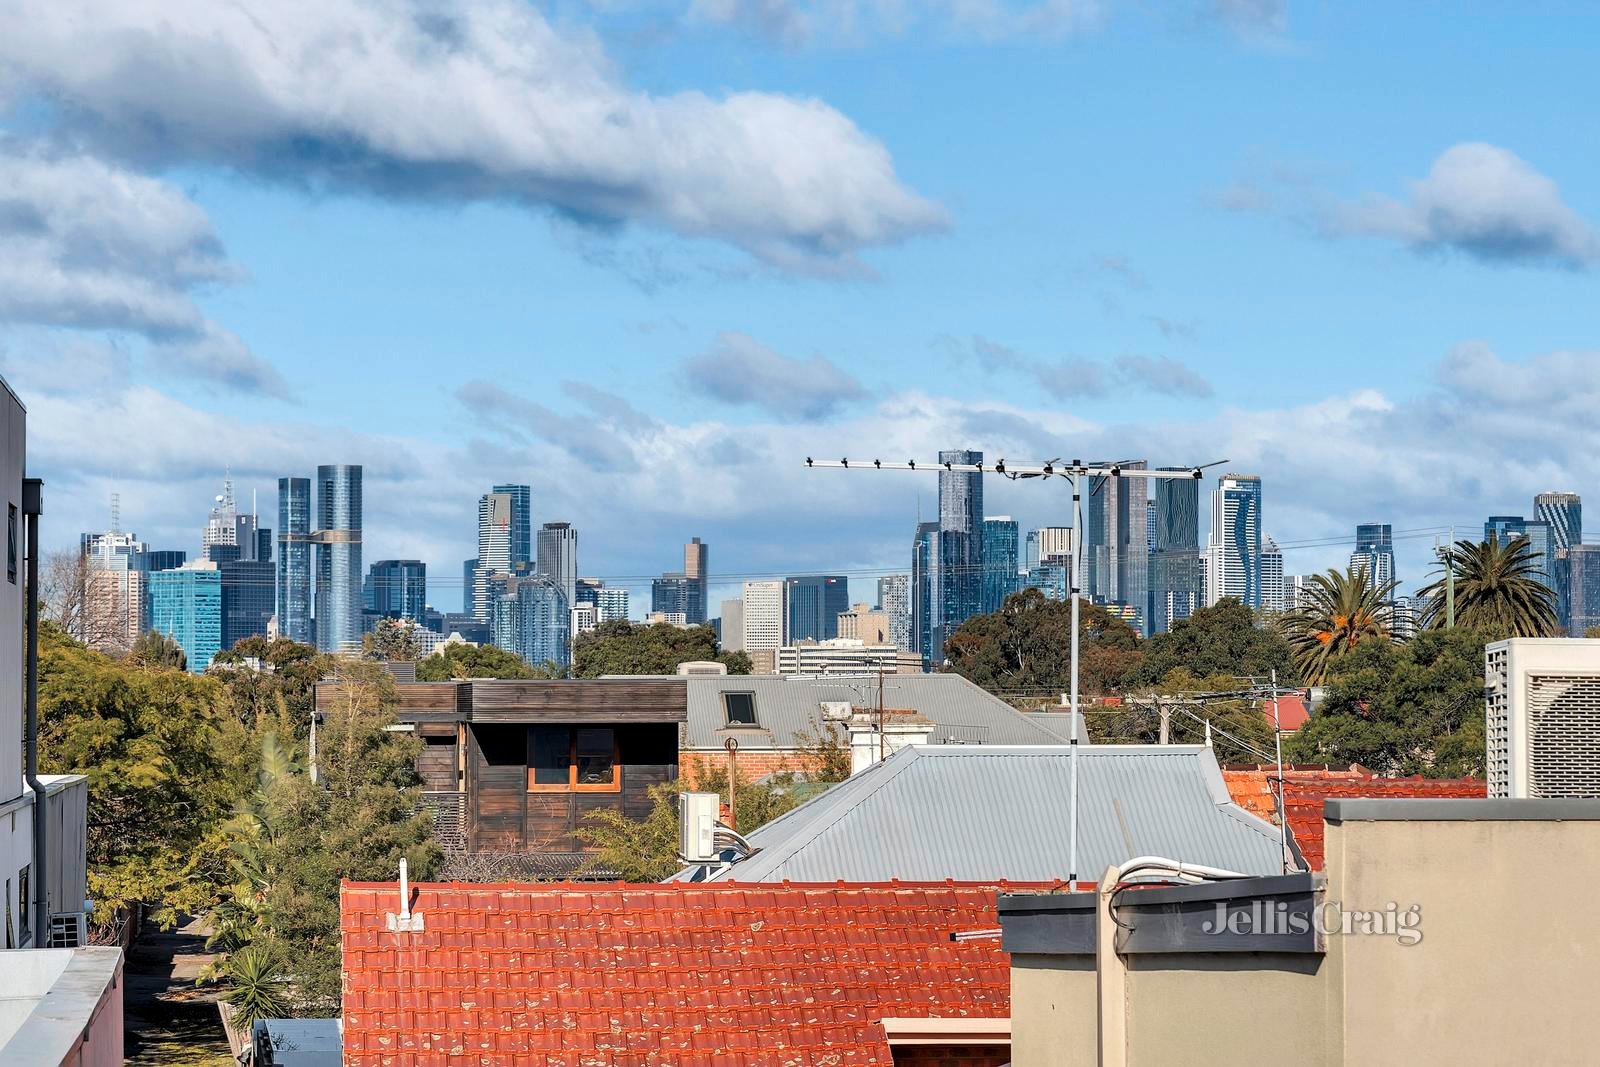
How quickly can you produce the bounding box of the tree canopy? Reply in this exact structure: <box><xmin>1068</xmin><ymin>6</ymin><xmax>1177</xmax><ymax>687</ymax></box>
<box><xmin>1418</xmin><ymin>536</ymin><xmax>1561</xmax><ymax>638</ymax></box>
<box><xmin>415</xmin><ymin>641</ymin><xmax>538</xmax><ymax>680</ymax></box>
<box><xmin>1285</xmin><ymin>627</ymin><xmax>1487</xmax><ymax>777</ymax></box>
<box><xmin>944</xmin><ymin>587</ymin><xmax>1140</xmax><ymax>697</ymax></box>
<box><xmin>1127</xmin><ymin>598</ymin><xmax>1298</xmax><ymax>687</ymax></box>
<box><xmin>573</xmin><ymin>620</ymin><xmax>751</xmax><ymax>678</ymax></box>
<box><xmin>1280</xmin><ymin>566</ymin><xmax>1396</xmax><ymax>685</ymax></box>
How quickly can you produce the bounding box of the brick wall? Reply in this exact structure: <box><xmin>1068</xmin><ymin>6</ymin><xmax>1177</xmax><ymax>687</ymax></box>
<box><xmin>680</xmin><ymin>749</ymin><xmax>821</xmax><ymax>782</ymax></box>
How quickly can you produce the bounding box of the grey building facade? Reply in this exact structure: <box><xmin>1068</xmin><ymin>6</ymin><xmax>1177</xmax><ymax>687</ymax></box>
<box><xmin>1149</xmin><ymin>468</ymin><xmax>1202</xmax><ymax>634</ymax></box>
<box><xmin>366</xmin><ymin>558</ymin><xmax>427</xmax><ymax>623</ymax></box>
<box><xmin>314</xmin><ymin>464</ymin><xmax>363</xmax><ymax>652</ymax></box>
<box><xmin>785</xmin><ymin>575</ymin><xmax>849</xmax><ymax>643</ymax></box>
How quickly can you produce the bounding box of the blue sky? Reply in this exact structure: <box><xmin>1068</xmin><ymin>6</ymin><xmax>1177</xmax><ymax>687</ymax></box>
<box><xmin>3</xmin><ymin>0</ymin><xmax>1598</xmax><ymax>613</ymax></box>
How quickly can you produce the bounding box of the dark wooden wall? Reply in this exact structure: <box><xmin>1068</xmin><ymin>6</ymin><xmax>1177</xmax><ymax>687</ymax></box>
<box><xmin>465</xmin><ymin>721</ymin><xmax>679</xmax><ymax>853</ymax></box>
<box><xmin>466</xmin><ymin>679</ymin><xmax>686</xmax><ymax>722</ymax></box>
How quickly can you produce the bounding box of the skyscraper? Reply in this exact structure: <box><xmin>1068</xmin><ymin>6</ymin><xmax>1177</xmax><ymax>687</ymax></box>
<box><xmin>276</xmin><ymin>476</ymin><xmax>312</xmax><ymax>645</ymax></box>
<box><xmin>719</xmin><ymin>599</ymin><xmax>745</xmax><ymax>652</ymax></box>
<box><xmin>201</xmin><ymin>474</ymin><xmax>238</xmax><ymax>555</ymax></box>
<box><xmin>1205</xmin><ymin>474</ymin><xmax>1263</xmax><ymax>608</ymax></box>
<box><xmin>1485</xmin><ymin>514</ymin><xmax>1557</xmax><ymax>595</ymax></box>
<box><xmin>595</xmin><ymin>586</ymin><xmax>630</xmax><ymax>623</ymax></box>
<box><xmin>1149</xmin><ymin>469</ymin><xmax>1202</xmax><ymax>635</ymax></box>
<box><xmin>742</xmin><ymin>580</ymin><xmax>787</xmax><ymax>651</ymax></box>
<box><xmin>786</xmin><ymin>575</ymin><xmax>849</xmax><ymax>643</ymax></box>
<box><xmin>462</xmin><ymin>558</ymin><xmax>478</xmax><ymax>615</ymax></box>
<box><xmin>684</xmin><ymin>537</ymin><xmax>709</xmax><ymax>625</ymax></box>
<box><xmin>912</xmin><ymin>521</ymin><xmax>938</xmax><ymax>661</ymax></box>
<box><xmin>82</xmin><ymin>522</ymin><xmax>148</xmax><ymax>653</ymax></box>
<box><xmin>1261</xmin><ymin>536</ymin><xmax>1286</xmax><ymax>614</ymax></box>
<box><xmin>150</xmin><ymin>562</ymin><xmax>222</xmax><ymax>673</ymax></box>
<box><xmin>981</xmin><ymin>517</ymin><xmax>1020</xmax><ymax>613</ymax></box>
<box><xmin>1025</xmin><ymin>527</ymin><xmax>1072</xmax><ymax>572</ymax></box>
<box><xmin>876</xmin><ymin>574</ymin><xmax>912</xmax><ymax>651</ymax></box>
<box><xmin>219</xmin><ymin>556</ymin><xmax>274</xmax><ymax>650</ymax></box>
<box><xmin>366</xmin><ymin>559</ymin><xmax>427</xmax><ymax>623</ymax></box>
<box><xmin>933</xmin><ymin>449</ymin><xmax>983</xmax><ymax>654</ymax></box>
<box><xmin>1537</xmin><ymin>491</ymin><xmax>1582</xmax><ymax>633</ymax></box>
<box><xmin>1083</xmin><ymin>461</ymin><xmax>1150</xmax><ymax>634</ymax></box>
<box><xmin>492</xmin><ymin>575</ymin><xmax>570</xmax><ymax>669</ymax></box>
<box><xmin>313</xmin><ymin>464</ymin><xmax>363</xmax><ymax>653</ymax></box>
<box><xmin>1566</xmin><ymin>545</ymin><xmax>1600</xmax><ymax>636</ymax></box>
<box><xmin>1350</xmin><ymin>523</ymin><xmax>1396</xmax><ymax>593</ymax></box>
<box><xmin>536</xmin><ymin>522</ymin><xmax>578</xmax><ymax>610</ymax></box>
<box><xmin>475</xmin><ymin>486</ymin><xmax>532</xmax><ymax>619</ymax></box>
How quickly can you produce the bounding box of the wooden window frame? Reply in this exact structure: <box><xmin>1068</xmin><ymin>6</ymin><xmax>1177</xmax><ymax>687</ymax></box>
<box><xmin>527</xmin><ymin>727</ymin><xmax>622</xmax><ymax>794</ymax></box>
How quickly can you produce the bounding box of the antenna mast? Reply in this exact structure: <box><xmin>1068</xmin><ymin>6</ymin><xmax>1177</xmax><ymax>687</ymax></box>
<box><xmin>110</xmin><ymin>491</ymin><xmax>120</xmax><ymax>535</ymax></box>
<box><xmin>806</xmin><ymin>454</ymin><xmax>1224</xmax><ymax>892</ymax></box>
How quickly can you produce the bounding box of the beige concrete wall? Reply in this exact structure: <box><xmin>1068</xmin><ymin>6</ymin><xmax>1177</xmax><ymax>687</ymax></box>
<box><xmin>1125</xmin><ymin>954</ymin><xmax>1328</xmax><ymax>1067</ymax></box>
<box><xmin>1009</xmin><ymin>955</ymin><xmax>1096</xmax><ymax>1067</ymax></box>
<box><xmin>1325</xmin><ymin>815</ymin><xmax>1600</xmax><ymax>1066</ymax></box>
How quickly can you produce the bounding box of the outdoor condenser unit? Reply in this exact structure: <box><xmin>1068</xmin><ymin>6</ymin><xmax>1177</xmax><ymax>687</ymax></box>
<box><xmin>679</xmin><ymin>792</ymin><xmax>722</xmax><ymax>863</ymax></box>
<box><xmin>1485</xmin><ymin>639</ymin><xmax>1600</xmax><ymax>799</ymax></box>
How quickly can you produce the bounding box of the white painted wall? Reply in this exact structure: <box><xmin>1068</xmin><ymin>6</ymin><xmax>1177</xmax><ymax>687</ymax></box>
<box><xmin>0</xmin><ymin>378</ymin><xmax>31</xmax><ymax>945</ymax></box>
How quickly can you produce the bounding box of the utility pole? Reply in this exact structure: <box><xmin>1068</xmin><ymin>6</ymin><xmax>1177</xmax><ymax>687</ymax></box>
<box><xmin>806</xmin><ymin>453</ymin><xmax>1223</xmax><ymax>892</ymax></box>
<box><xmin>1446</xmin><ymin>524</ymin><xmax>1456</xmax><ymax>628</ymax></box>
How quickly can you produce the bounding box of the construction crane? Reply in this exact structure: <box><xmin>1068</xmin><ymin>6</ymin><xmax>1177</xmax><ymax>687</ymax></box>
<box><xmin>805</xmin><ymin>455</ymin><xmax>1226</xmax><ymax>890</ymax></box>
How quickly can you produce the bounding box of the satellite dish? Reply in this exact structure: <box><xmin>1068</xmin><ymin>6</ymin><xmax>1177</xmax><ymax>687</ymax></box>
<box><xmin>214</xmin><ymin>495</ymin><xmax>225</xmax><ymax>504</ymax></box>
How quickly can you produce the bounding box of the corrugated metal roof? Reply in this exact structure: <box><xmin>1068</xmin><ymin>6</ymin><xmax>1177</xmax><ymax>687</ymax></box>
<box><xmin>683</xmin><ymin>673</ymin><xmax>1075</xmax><ymax>749</ymax></box>
<box><xmin>684</xmin><ymin>744</ymin><xmax>1284</xmax><ymax>883</ymax></box>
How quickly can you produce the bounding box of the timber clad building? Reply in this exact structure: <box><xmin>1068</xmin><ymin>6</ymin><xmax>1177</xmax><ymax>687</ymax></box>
<box><xmin>316</xmin><ymin>679</ymin><xmax>684</xmax><ymax>873</ymax></box>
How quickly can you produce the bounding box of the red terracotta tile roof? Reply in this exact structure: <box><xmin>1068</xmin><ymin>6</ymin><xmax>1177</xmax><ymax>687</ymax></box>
<box><xmin>341</xmin><ymin>880</ymin><xmax>1047</xmax><ymax>1066</ymax></box>
<box><xmin>1223</xmin><ymin>765</ymin><xmax>1486</xmax><ymax>870</ymax></box>
<box><xmin>1259</xmin><ymin>693</ymin><xmax>1311</xmax><ymax>731</ymax></box>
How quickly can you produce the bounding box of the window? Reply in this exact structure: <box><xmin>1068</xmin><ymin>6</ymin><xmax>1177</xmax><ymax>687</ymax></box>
<box><xmin>528</xmin><ymin>726</ymin><xmax>619</xmax><ymax>792</ymax></box>
<box><xmin>6</xmin><ymin>504</ymin><xmax>15</xmax><ymax>584</ymax></box>
<box><xmin>16</xmin><ymin>866</ymin><xmax>28</xmax><ymax>948</ymax></box>
<box><xmin>723</xmin><ymin>692</ymin><xmax>758</xmax><ymax>727</ymax></box>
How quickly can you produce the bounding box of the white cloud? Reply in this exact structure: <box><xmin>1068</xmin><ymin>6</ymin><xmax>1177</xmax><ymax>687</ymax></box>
<box><xmin>683</xmin><ymin>331</ymin><xmax>866</xmax><ymax>419</ymax></box>
<box><xmin>688</xmin><ymin>0</ymin><xmax>1104</xmax><ymax>44</ymax></box>
<box><xmin>1338</xmin><ymin>143</ymin><xmax>1599</xmax><ymax>268</ymax></box>
<box><xmin>0</xmin><ymin>0</ymin><xmax>944</xmax><ymax>269</ymax></box>
<box><xmin>954</xmin><ymin>335</ymin><xmax>1214</xmax><ymax>399</ymax></box>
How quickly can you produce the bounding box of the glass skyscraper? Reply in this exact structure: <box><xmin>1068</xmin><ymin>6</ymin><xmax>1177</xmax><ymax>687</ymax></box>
<box><xmin>1536</xmin><ymin>492</ymin><xmax>1582</xmax><ymax>633</ymax></box>
<box><xmin>934</xmin><ymin>449</ymin><xmax>983</xmax><ymax>655</ymax></box>
<box><xmin>1350</xmin><ymin>523</ymin><xmax>1396</xmax><ymax>593</ymax></box>
<box><xmin>493</xmin><ymin>576</ymin><xmax>571</xmax><ymax>669</ymax></box>
<box><xmin>1206</xmin><ymin>474</ymin><xmax>1263</xmax><ymax>609</ymax></box>
<box><xmin>220</xmin><ymin>558</ymin><xmax>275</xmax><ymax>651</ymax></box>
<box><xmin>786</xmin><ymin>575</ymin><xmax>850</xmax><ymax>643</ymax></box>
<box><xmin>366</xmin><ymin>559</ymin><xmax>427</xmax><ymax>623</ymax></box>
<box><xmin>276</xmin><ymin>476</ymin><xmax>312</xmax><ymax>645</ymax></box>
<box><xmin>981</xmin><ymin>517</ymin><xmax>1019</xmax><ymax>613</ymax></box>
<box><xmin>876</xmin><ymin>573</ymin><xmax>912</xmax><ymax>651</ymax></box>
<box><xmin>1485</xmin><ymin>515</ymin><xmax>1557</xmax><ymax>594</ymax></box>
<box><xmin>150</xmin><ymin>564</ymin><xmax>222</xmax><ymax>673</ymax></box>
<box><xmin>1083</xmin><ymin>461</ymin><xmax>1150</xmax><ymax>635</ymax></box>
<box><xmin>536</xmin><ymin>522</ymin><xmax>578</xmax><ymax>611</ymax></box>
<box><xmin>1149</xmin><ymin>469</ymin><xmax>1202</xmax><ymax>634</ymax></box>
<box><xmin>314</xmin><ymin>464</ymin><xmax>363</xmax><ymax>653</ymax></box>
<box><xmin>475</xmin><ymin>485</ymin><xmax>532</xmax><ymax>619</ymax></box>
<box><xmin>912</xmin><ymin>521</ymin><xmax>937</xmax><ymax>662</ymax></box>
<box><xmin>1566</xmin><ymin>545</ymin><xmax>1600</xmax><ymax>636</ymax></box>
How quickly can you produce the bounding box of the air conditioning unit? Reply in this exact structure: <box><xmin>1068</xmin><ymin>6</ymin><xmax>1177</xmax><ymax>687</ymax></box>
<box><xmin>679</xmin><ymin>792</ymin><xmax>722</xmax><ymax>863</ymax></box>
<box><xmin>1485</xmin><ymin>639</ymin><xmax>1600</xmax><ymax>798</ymax></box>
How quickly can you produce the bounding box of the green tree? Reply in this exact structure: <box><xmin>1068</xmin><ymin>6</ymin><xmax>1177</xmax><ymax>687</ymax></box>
<box><xmin>1097</xmin><ymin>668</ymin><xmax>1280</xmax><ymax>764</ymax></box>
<box><xmin>37</xmin><ymin>623</ymin><xmax>248</xmax><ymax>927</ymax></box>
<box><xmin>127</xmin><ymin>629</ymin><xmax>187</xmax><ymax>671</ymax></box>
<box><xmin>1280</xmin><ymin>566</ymin><xmax>1398</xmax><ymax>685</ymax></box>
<box><xmin>944</xmin><ymin>588</ymin><xmax>1141</xmax><ymax>698</ymax></box>
<box><xmin>1418</xmin><ymin>536</ymin><xmax>1561</xmax><ymax>638</ymax></box>
<box><xmin>210</xmin><ymin>636</ymin><xmax>326</xmax><ymax>735</ymax></box>
<box><xmin>572</xmin><ymin>620</ymin><xmax>751</xmax><ymax>678</ymax></box>
<box><xmin>415</xmin><ymin>641</ymin><xmax>537</xmax><ymax>681</ymax></box>
<box><xmin>1127</xmin><ymin>598</ymin><xmax>1298</xmax><ymax>687</ymax></box>
<box><xmin>794</xmin><ymin>723</ymin><xmax>851</xmax><ymax>783</ymax></box>
<box><xmin>362</xmin><ymin>618</ymin><xmax>421</xmax><ymax>662</ymax></box>
<box><xmin>1285</xmin><ymin>628</ymin><xmax>1487</xmax><ymax>777</ymax></box>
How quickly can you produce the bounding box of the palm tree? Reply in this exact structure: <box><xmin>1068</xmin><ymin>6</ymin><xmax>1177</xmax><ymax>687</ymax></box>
<box><xmin>1417</xmin><ymin>536</ymin><xmax>1560</xmax><ymax>638</ymax></box>
<box><xmin>1280</xmin><ymin>566</ymin><xmax>1398</xmax><ymax>685</ymax></box>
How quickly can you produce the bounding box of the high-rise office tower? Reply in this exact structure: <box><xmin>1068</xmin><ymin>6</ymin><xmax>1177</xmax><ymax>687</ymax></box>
<box><xmin>742</xmin><ymin>580</ymin><xmax>787</xmax><ymax>651</ymax></box>
<box><xmin>786</xmin><ymin>575</ymin><xmax>849</xmax><ymax>643</ymax></box>
<box><xmin>1149</xmin><ymin>469</ymin><xmax>1202</xmax><ymax>635</ymax></box>
<box><xmin>1025</xmin><ymin>527</ymin><xmax>1072</xmax><ymax>572</ymax></box>
<box><xmin>1536</xmin><ymin>492</ymin><xmax>1582</xmax><ymax>632</ymax></box>
<box><xmin>595</xmin><ymin>586</ymin><xmax>630</xmax><ymax>623</ymax></box>
<box><xmin>1205</xmin><ymin>474</ymin><xmax>1263</xmax><ymax>608</ymax></box>
<box><xmin>1485</xmin><ymin>514</ymin><xmax>1558</xmax><ymax>597</ymax></box>
<box><xmin>1566</xmin><ymin>545</ymin><xmax>1600</xmax><ymax>636</ymax></box>
<box><xmin>313</xmin><ymin>464</ymin><xmax>363</xmax><ymax>653</ymax></box>
<box><xmin>462</xmin><ymin>558</ymin><xmax>478</xmax><ymax>615</ymax></box>
<box><xmin>1350</xmin><ymin>523</ymin><xmax>1396</xmax><ymax>593</ymax></box>
<box><xmin>933</xmin><ymin>449</ymin><xmax>983</xmax><ymax>654</ymax></box>
<box><xmin>720</xmin><ymin>599</ymin><xmax>746</xmax><ymax>652</ymax></box>
<box><xmin>536</xmin><ymin>522</ymin><xmax>578</xmax><ymax>611</ymax></box>
<box><xmin>1083</xmin><ymin>460</ymin><xmax>1150</xmax><ymax>635</ymax></box>
<box><xmin>150</xmin><ymin>562</ymin><xmax>222</xmax><ymax>673</ymax></box>
<box><xmin>684</xmin><ymin>538</ymin><xmax>708</xmax><ymax>625</ymax></box>
<box><xmin>876</xmin><ymin>574</ymin><xmax>912</xmax><ymax>651</ymax></box>
<box><xmin>366</xmin><ymin>559</ymin><xmax>427</xmax><ymax>623</ymax></box>
<box><xmin>981</xmin><ymin>517</ymin><xmax>1020</xmax><ymax>613</ymax></box>
<box><xmin>219</xmin><ymin>556</ymin><xmax>275</xmax><ymax>650</ymax></box>
<box><xmin>146</xmin><ymin>550</ymin><xmax>186</xmax><ymax>573</ymax></box>
<box><xmin>912</xmin><ymin>521</ymin><xmax>938</xmax><ymax>661</ymax></box>
<box><xmin>276</xmin><ymin>476</ymin><xmax>312</xmax><ymax>645</ymax></box>
<box><xmin>81</xmin><ymin>525</ymin><xmax>148</xmax><ymax>653</ymax></box>
<box><xmin>1261</xmin><ymin>536</ymin><xmax>1286</xmax><ymax>614</ymax></box>
<box><xmin>201</xmin><ymin>474</ymin><xmax>238</xmax><ymax>555</ymax></box>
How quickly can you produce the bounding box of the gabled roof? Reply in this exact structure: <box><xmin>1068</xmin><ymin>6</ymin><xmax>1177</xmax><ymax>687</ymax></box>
<box><xmin>684</xmin><ymin>673</ymin><xmax>1073</xmax><ymax>749</ymax></box>
<box><xmin>340</xmin><ymin>881</ymin><xmax>1018</xmax><ymax>1067</ymax></box>
<box><xmin>682</xmin><ymin>744</ymin><xmax>1286</xmax><ymax>883</ymax></box>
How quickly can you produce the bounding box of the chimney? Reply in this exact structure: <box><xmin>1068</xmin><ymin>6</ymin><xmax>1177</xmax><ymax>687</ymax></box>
<box><xmin>847</xmin><ymin>709</ymin><xmax>933</xmax><ymax>774</ymax></box>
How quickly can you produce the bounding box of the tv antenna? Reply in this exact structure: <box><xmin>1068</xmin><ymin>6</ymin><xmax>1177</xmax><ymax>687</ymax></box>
<box><xmin>805</xmin><ymin>454</ymin><xmax>1226</xmax><ymax>891</ymax></box>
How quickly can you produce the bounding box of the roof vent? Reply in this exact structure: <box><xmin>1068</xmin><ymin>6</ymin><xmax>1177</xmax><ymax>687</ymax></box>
<box><xmin>385</xmin><ymin>858</ymin><xmax>424</xmax><ymax>933</ymax></box>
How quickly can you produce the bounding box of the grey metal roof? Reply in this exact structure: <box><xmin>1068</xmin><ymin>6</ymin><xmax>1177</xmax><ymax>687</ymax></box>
<box><xmin>682</xmin><ymin>744</ymin><xmax>1284</xmax><ymax>883</ymax></box>
<box><xmin>255</xmin><ymin>1018</ymin><xmax>341</xmax><ymax>1066</ymax></box>
<box><xmin>683</xmin><ymin>673</ymin><xmax>1078</xmax><ymax>749</ymax></box>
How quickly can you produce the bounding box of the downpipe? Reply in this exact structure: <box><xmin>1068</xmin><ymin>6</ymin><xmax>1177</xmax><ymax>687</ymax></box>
<box><xmin>24</xmin><ymin>477</ymin><xmax>47</xmax><ymax>946</ymax></box>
